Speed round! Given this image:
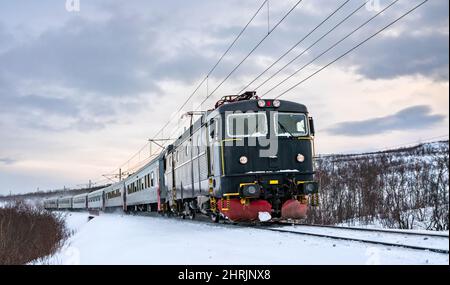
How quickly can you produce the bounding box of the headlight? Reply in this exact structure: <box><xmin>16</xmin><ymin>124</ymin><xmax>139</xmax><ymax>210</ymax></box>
<box><xmin>257</xmin><ymin>100</ymin><xmax>266</xmax><ymax>108</ymax></box>
<box><xmin>247</xmin><ymin>185</ymin><xmax>257</xmax><ymax>195</ymax></box>
<box><xmin>306</xmin><ymin>183</ymin><xmax>315</xmax><ymax>193</ymax></box>
<box><xmin>239</xmin><ymin>156</ymin><xmax>248</xmax><ymax>165</ymax></box>
<box><xmin>297</xmin><ymin>154</ymin><xmax>305</xmax><ymax>163</ymax></box>
<box><xmin>273</xmin><ymin>100</ymin><xmax>281</xmax><ymax>108</ymax></box>
<box><xmin>242</xmin><ymin>184</ymin><xmax>261</xmax><ymax>198</ymax></box>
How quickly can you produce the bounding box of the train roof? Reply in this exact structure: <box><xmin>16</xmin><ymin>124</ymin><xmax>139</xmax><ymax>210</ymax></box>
<box><xmin>72</xmin><ymin>193</ymin><xmax>88</xmax><ymax>199</ymax></box>
<box><xmin>104</xmin><ymin>183</ymin><xmax>121</xmax><ymax>192</ymax></box>
<box><xmin>59</xmin><ymin>196</ymin><xmax>73</xmax><ymax>200</ymax></box>
<box><xmin>122</xmin><ymin>151</ymin><xmax>164</xmax><ymax>182</ymax></box>
<box><xmin>215</xmin><ymin>99</ymin><xmax>308</xmax><ymax>114</ymax></box>
<box><xmin>44</xmin><ymin>197</ymin><xmax>58</xmax><ymax>201</ymax></box>
<box><xmin>88</xmin><ymin>188</ymin><xmax>104</xmax><ymax>196</ymax></box>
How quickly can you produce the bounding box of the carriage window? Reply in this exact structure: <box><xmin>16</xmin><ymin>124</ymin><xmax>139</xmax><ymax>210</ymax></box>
<box><xmin>274</xmin><ymin>113</ymin><xmax>308</xmax><ymax>137</ymax></box>
<box><xmin>151</xmin><ymin>172</ymin><xmax>155</xmax><ymax>187</ymax></box>
<box><xmin>227</xmin><ymin>113</ymin><xmax>267</xmax><ymax>138</ymax></box>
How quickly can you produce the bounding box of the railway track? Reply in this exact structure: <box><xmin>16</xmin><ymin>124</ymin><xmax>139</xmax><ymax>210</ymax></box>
<box><xmin>256</xmin><ymin>223</ymin><xmax>449</xmax><ymax>254</ymax></box>
<box><xmin>88</xmin><ymin>211</ymin><xmax>449</xmax><ymax>254</ymax></box>
<box><xmin>274</xmin><ymin>221</ymin><xmax>450</xmax><ymax>238</ymax></box>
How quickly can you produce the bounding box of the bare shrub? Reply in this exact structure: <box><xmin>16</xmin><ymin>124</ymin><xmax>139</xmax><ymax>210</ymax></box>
<box><xmin>0</xmin><ymin>200</ymin><xmax>69</xmax><ymax>265</ymax></box>
<box><xmin>309</xmin><ymin>141</ymin><xmax>449</xmax><ymax>231</ymax></box>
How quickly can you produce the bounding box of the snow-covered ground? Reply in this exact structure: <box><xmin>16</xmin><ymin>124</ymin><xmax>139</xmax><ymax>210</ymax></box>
<box><xmin>276</xmin><ymin>225</ymin><xmax>449</xmax><ymax>251</ymax></box>
<box><xmin>40</xmin><ymin>212</ymin><xmax>449</xmax><ymax>265</ymax></box>
<box><xmin>336</xmin><ymin>207</ymin><xmax>450</xmax><ymax>232</ymax></box>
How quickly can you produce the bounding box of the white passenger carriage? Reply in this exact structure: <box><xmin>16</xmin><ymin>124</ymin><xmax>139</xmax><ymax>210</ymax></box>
<box><xmin>124</xmin><ymin>158</ymin><xmax>160</xmax><ymax>212</ymax></box>
<box><xmin>104</xmin><ymin>183</ymin><xmax>124</xmax><ymax>210</ymax></box>
<box><xmin>72</xmin><ymin>193</ymin><xmax>88</xmax><ymax>210</ymax></box>
<box><xmin>88</xmin><ymin>189</ymin><xmax>104</xmax><ymax>210</ymax></box>
<box><xmin>58</xmin><ymin>196</ymin><xmax>72</xmax><ymax>209</ymax></box>
<box><xmin>44</xmin><ymin>197</ymin><xmax>58</xmax><ymax>209</ymax></box>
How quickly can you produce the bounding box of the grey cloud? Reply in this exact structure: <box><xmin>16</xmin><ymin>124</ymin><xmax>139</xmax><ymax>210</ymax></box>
<box><xmin>329</xmin><ymin>0</ymin><xmax>449</xmax><ymax>81</ymax></box>
<box><xmin>0</xmin><ymin>22</ymin><xmax>14</xmax><ymax>53</ymax></box>
<box><xmin>248</xmin><ymin>0</ymin><xmax>449</xmax><ymax>82</ymax></box>
<box><xmin>0</xmin><ymin>157</ymin><xmax>16</xmax><ymax>165</ymax></box>
<box><xmin>0</xmin><ymin>0</ymin><xmax>448</xmax><ymax>135</ymax></box>
<box><xmin>0</xmin><ymin>94</ymin><xmax>80</xmax><ymax>116</ymax></box>
<box><xmin>326</xmin><ymin>105</ymin><xmax>446</xmax><ymax>136</ymax></box>
<box><xmin>0</xmin><ymin>15</ymin><xmax>162</xmax><ymax>96</ymax></box>
<box><xmin>347</xmin><ymin>33</ymin><xmax>449</xmax><ymax>82</ymax></box>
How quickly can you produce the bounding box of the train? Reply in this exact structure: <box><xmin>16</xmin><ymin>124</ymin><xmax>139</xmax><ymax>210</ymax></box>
<box><xmin>44</xmin><ymin>92</ymin><xmax>319</xmax><ymax>222</ymax></box>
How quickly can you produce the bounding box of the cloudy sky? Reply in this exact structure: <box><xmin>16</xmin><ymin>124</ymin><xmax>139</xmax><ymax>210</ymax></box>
<box><xmin>0</xmin><ymin>0</ymin><xmax>448</xmax><ymax>194</ymax></box>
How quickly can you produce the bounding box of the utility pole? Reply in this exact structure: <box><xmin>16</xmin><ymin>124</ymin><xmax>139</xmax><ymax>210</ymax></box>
<box><xmin>148</xmin><ymin>139</ymin><xmax>174</xmax><ymax>149</ymax></box>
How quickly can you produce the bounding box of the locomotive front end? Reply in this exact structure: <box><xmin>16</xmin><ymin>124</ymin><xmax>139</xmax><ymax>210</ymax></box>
<box><xmin>212</xmin><ymin>95</ymin><xmax>319</xmax><ymax>222</ymax></box>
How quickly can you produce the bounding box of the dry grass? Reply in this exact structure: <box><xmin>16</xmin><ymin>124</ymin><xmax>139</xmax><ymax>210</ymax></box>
<box><xmin>0</xmin><ymin>200</ymin><xmax>69</xmax><ymax>265</ymax></box>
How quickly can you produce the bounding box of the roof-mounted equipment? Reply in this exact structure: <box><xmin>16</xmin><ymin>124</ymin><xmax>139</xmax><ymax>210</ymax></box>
<box><xmin>214</xmin><ymin>91</ymin><xmax>259</xmax><ymax>109</ymax></box>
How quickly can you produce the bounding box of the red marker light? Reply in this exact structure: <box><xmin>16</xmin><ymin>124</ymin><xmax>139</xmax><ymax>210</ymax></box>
<box><xmin>266</xmin><ymin>101</ymin><xmax>272</xmax><ymax>107</ymax></box>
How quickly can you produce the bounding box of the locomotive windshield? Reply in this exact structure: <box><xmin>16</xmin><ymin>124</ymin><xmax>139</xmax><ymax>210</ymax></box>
<box><xmin>227</xmin><ymin>113</ymin><xmax>268</xmax><ymax>138</ymax></box>
<box><xmin>274</xmin><ymin>113</ymin><xmax>308</xmax><ymax>137</ymax></box>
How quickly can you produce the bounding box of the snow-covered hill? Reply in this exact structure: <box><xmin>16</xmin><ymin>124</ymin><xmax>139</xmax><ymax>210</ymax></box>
<box><xmin>311</xmin><ymin>140</ymin><xmax>449</xmax><ymax>231</ymax></box>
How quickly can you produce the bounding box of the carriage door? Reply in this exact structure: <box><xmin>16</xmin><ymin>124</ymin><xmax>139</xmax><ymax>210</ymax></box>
<box><xmin>208</xmin><ymin>118</ymin><xmax>222</xmax><ymax>187</ymax></box>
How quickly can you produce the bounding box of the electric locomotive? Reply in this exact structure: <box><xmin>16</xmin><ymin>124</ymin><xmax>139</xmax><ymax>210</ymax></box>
<box><xmin>163</xmin><ymin>91</ymin><xmax>319</xmax><ymax>222</ymax></box>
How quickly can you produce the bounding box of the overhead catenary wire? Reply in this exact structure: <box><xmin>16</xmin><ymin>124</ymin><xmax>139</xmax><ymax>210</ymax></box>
<box><xmin>95</xmin><ymin>0</ymin><xmax>430</xmax><ymax>184</ymax></box>
<box><xmin>237</xmin><ymin>0</ymin><xmax>354</xmax><ymax>95</ymax></box>
<box><xmin>261</xmin><ymin>0</ymin><xmax>401</xmax><ymax>98</ymax></box>
<box><xmin>167</xmin><ymin>0</ymin><xmax>307</xmax><ymax>146</ymax></box>
<box><xmin>273</xmin><ymin>0</ymin><xmax>429</xmax><ymax>99</ymax></box>
<box><xmin>159</xmin><ymin>0</ymin><xmax>269</xmax><ymax>127</ymax></box>
<box><xmin>195</xmin><ymin>0</ymin><xmax>306</xmax><ymax>111</ymax></box>
<box><xmin>101</xmin><ymin>0</ymin><xmax>269</xmax><ymax>178</ymax></box>
<box><xmin>254</xmin><ymin>0</ymin><xmax>372</xmax><ymax>94</ymax></box>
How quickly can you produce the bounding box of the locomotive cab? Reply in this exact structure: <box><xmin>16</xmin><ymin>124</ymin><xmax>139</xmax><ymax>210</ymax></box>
<box><xmin>209</xmin><ymin>93</ymin><xmax>319</xmax><ymax>221</ymax></box>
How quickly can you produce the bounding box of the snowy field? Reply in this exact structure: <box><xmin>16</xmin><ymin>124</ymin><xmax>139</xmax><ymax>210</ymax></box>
<box><xmin>37</xmin><ymin>212</ymin><xmax>449</xmax><ymax>265</ymax></box>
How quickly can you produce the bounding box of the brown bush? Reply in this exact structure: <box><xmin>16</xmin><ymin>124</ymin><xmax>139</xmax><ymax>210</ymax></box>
<box><xmin>0</xmin><ymin>200</ymin><xmax>69</xmax><ymax>265</ymax></box>
<box><xmin>308</xmin><ymin>141</ymin><xmax>449</xmax><ymax>230</ymax></box>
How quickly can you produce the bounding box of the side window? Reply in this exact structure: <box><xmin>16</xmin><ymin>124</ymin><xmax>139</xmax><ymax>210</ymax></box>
<box><xmin>208</xmin><ymin>119</ymin><xmax>216</xmax><ymax>142</ymax></box>
<box><xmin>197</xmin><ymin>133</ymin><xmax>201</xmax><ymax>154</ymax></box>
<box><xmin>151</xmin><ymin>172</ymin><xmax>155</xmax><ymax>187</ymax></box>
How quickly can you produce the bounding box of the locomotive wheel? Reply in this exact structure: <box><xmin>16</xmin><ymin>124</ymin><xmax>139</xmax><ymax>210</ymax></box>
<box><xmin>210</xmin><ymin>213</ymin><xmax>219</xmax><ymax>223</ymax></box>
<box><xmin>183</xmin><ymin>202</ymin><xmax>195</xmax><ymax>220</ymax></box>
<box><xmin>188</xmin><ymin>211</ymin><xmax>195</xmax><ymax>220</ymax></box>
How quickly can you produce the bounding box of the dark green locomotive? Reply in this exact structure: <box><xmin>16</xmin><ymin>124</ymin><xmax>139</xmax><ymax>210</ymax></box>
<box><xmin>162</xmin><ymin>92</ymin><xmax>319</xmax><ymax>222</ymax></box>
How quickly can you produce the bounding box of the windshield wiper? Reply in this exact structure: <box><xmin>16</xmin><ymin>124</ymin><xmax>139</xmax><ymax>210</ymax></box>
<box><xmin>278</xmin><ymin>121</ymin><xmax>297</xmax><ymax>139</ymax></box>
